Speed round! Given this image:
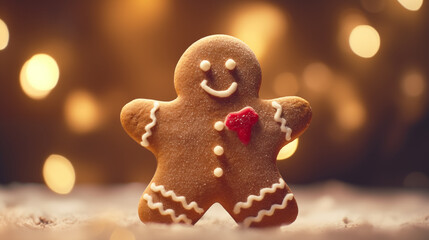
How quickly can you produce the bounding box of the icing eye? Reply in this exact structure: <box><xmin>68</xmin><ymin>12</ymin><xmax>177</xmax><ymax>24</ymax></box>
<box><xmin>200</xmin><ymin>60</ymin><xmax>211</xmax><ymax>72</ymax></box>
<box><xmin>225</xmin><ymin>59</ymin><xmax>236</xmax><ymax>70</ymax></box>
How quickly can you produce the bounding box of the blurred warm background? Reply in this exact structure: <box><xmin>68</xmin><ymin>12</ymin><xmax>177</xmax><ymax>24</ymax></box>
<box><xmin>0</xmin><ymin>0</ymin><xmax>428</xmax><ymax>194</ymax></box>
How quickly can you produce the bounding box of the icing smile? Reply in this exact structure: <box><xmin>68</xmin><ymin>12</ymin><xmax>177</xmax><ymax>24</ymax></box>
<box><xmin>199</xmin><ymin>58</ymin><xmax>238</xmax><ymax>98</ymax></box>
<box><xmin>200</xmin><ymin>80</ymin><xmax>238</xmax><ymax>98</ymax></box>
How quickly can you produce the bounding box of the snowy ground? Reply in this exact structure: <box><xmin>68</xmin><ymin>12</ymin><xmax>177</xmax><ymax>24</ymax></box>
<box><xmin>0</xmin><ymin>181</ymin><xmax>428</xmax><ymax>240</ymax></box>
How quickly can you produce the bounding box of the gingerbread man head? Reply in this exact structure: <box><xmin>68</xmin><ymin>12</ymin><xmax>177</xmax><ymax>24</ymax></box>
<box><xmin>121</xmin><ymin>35</ymin><xmax>312</xmax><ymax>227</ymax></box>
<box><xmin>174</xmin><ymin>35</ymin><xmax>261</xmax><ymax>102</ymax></box>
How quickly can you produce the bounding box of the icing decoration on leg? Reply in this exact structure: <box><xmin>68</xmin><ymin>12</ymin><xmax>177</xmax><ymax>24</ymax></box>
<box><xmin>143</xmin><ymin>193</ymin><xmax>192</xmax><ymax>224</ymax></box>
<box><xmin>150</xmin><ymin>183</ymin><xmax>204</xmax><ymax>214</ymax></box>
<box><xmin>141</xmin><ymin>101</ymin><xmax>160</xmax><ymax>147</ymax></box>
<box><xmin>272</xmin><ymin>101</ymin><xmax>292</xmax><ymax>141</ymax></box>
<box><xmin>233</xmin><ymin>178</ymin><xmax>285</xmax><ymax>214</ymax></box>
<box><xmin>225</xmin><ymin>107</ymin><xmax>259</xmax><ymax>145</ymax></box>
<box><xmin>242</xmin><ymin>193</ymin><xmax>295</xmax><ymax>227</ymax></box>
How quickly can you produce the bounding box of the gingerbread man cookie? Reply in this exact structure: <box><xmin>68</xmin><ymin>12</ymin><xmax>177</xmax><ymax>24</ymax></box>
<box><xmin>120</xmin><ymin>35</ymin><xmax>312</xmax><ymax>227</ymax></box>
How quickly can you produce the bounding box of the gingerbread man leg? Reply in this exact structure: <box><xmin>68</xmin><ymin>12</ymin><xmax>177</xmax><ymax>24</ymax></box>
<box><xmin>138</xmin><ymin>181</ymin><xmax>207</xmax><ymax>225</ymax></box>
<box><xmin>222</xmin><ymin>176</ymin><xmax>298</xmax><ymax>228</ymax></box>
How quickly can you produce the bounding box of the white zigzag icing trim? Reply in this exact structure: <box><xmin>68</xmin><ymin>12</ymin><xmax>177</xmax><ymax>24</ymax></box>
<box><xmin>143</xmin><ymin>193</ymin><xmax>192</xmax><ymax>224</ymax></box>
<box><xmin>272</xmin><ymin>101</ymin><xmax>292</xmax><ymax>141</ymax></box>
<box><xmin>233</xmin><ymin>178</ymin><xmax>285</xmax><ymax>214</ymax></box>
<box><xmin>141</xmin><ymin>101</ymin><xmax>160</xmax><ymax>147</ymax></box>
<box><xmin>242</xmin><ymin>193</ymin><xmax>294</xmax><ymax>227</ymax></box>
<box><xmin>150</xmin><ymin>183</ymin><xmax>204</xmax><ymax>214</ymax></box>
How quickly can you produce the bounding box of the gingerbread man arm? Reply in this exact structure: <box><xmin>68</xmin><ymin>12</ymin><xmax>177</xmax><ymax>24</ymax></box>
<box><xmin>266</xmin><ymin>96</ymin><xmax>312</xmax><ymax>144</ymax></box>
<box><xmin>120</xmin><ymin>99</ymin><xmax>160</xmax><ymax>149</ymax></box>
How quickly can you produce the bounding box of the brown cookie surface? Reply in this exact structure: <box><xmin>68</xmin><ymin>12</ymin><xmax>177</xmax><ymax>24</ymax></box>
<box><xmin>120</xmin><ymin>35</ymin><xmax>312</xmax><ymax>227</ymax></box>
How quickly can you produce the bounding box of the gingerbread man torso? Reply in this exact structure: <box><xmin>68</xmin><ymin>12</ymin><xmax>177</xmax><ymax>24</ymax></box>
<box><xmin>120</xmin><ymin>35</ymin><xmax>312</xmax><ymax>227</ymax></box>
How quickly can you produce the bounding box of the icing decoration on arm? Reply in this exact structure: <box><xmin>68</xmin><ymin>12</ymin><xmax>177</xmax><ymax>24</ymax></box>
<box><xmin>225</xmin><ymin>107</ymin><xmax>259</xmax><ymax>145</ymax></box>
<box><xmin>233</xmin><ymin>178</ymin><xmax>285</xmax><ymax>214</ymax></box>
<box><xmin>272</xmin><ymin>101</ymin><xmax>292</xmax><ymax>141</ymax></box>
<box><xmin>200</xmin><ymin>80</ymin><xmax>237</xmax><ymax>98</ymax></box>
<box><xmin>225</xmin><ymin>59</ymin><xmax>236</xmax><ymax>70</ymax></box>
<box><xmin>150</xmin><ymin>183</ymin><xmax>204</xmax><ymax>214</ymax></box>
<box><xmin>143</xmin><ymin>193</ymin><xmax>192</xmax><ymax>224</ymax></box>
<box><xmin>242</xmin><ymin>193</ymin><xmax>294</xmax><ymax>227</ymax></box>
<box><xmin>199</xmin><ymin>60</ymin><xmax>211</xmax><ymax>72</ymax></box>
<box><xmin>140</xmin><ymin>101</ymin><xmax>160</xmax><ymax>147</ymax></box>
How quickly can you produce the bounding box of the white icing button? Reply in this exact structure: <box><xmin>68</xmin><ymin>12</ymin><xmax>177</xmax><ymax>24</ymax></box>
<box><xmin>213</xmin><ymin>145</ymin><xmax>224</xmax><ymax>156</ymax></box>
<box><xmin>214</xmin><ymin>121</ymin><xmax>224</xmax><ymax>131</ymax></box>
<box><xmin>213</xmin><ymin>167</ymin><xmax>223</xmax><ymax>178</ymax></box>
<box><xmin>225</xmin><ymin>59</ymin><xmax>236</xmax><ymax>70</ymax></box>
<box><xmin>200</xmin><ymin>60</ymin><xmax>211</xmax><ymax>72</ymax></box>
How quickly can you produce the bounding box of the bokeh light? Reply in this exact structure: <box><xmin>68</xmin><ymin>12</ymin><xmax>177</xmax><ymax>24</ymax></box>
<box><xmin>336</xmin><ymin>99</ymin><xmax>366</xmax><ymax>131</ymax></box>
<box><xmin>64</xmin><ymin>90</ymin><xmax>101</xmax><ymax>134</ymax></box>
<box><xmin>273</xmin><ymin>72</ymin><xmax>299</xmax><ymax>96</ymax></box>
<box><xmin>25</xmin><ymin>54</ymin><xmax>59</xmax><ymax>91</ymax></box>
<box><xmin>303</xmin><ymin>62</ymin><xmax>332</xmax><ymax>94</ymax></box>
<box><xmin>19</xmin><ymin>54</ymin><xmax>59</xmax><ymax>99</ymax></box>
<box><xmin>20</xmin><ymin>61</ymin><xmax>51</xmax><ymax>99</ymax></box>
<box><xmin>229</xmin><ymin>2</ymin><xmax>287</xmax><ymax>60</ymax></box>
<box><xmin>401</xmin><ymin>72</ymin><xmax>426</xmax><ymax>97</ymax></box>
<box><xmin>103</xmin><ymin>0</ymin><xmax>169</xmax><ymax>37</ymax></box>
<box><xmin>398</xmin><ymin>71</ymin><xmax>426</xmax><ymax>123</ymax></box>
<box><xmin>330</xmin><ymin>80</ymin><xmax>367</xmax><ymax>131</ymax></box>
<box><xmin>349</xmin><ymin>25</ymin><xmax>380</xmax><ymax>58</ymax></box>
<box><xmin>43</xmin><ymin>154</ymin><xmax>76</xmax><ymax>194</ymax></box>
<box><xmin>397</xmin><ymin>0</ymin><xmax>424</xmax><ymax>11</ymax></box>
<box><xmin>0</xmin><ymin>18</ymin><xmax>9</xmax><ymax>50</ymax></box>
<box><xmin>110</xmin><ymin>228</ymin><xmax>135</xmax><ymax>240</ymax></box>
<box><xmin>338</xmin><ymin>10</ymin><xmax>368</xmax><ymax>54</ymax></box>
<box><xmin>277</xmin><ymin>138</ymin><xmax>299</xmax><ymax>160</ymax></box>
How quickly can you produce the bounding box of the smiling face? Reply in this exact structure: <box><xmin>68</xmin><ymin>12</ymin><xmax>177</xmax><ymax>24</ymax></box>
<box><xmin>199</xmin><ymin>58</ymin><xmax>238</xmax><ymax>98</ymax></box>
<box><xmin>174</xmin><ymin>35</ymin><xmax>262</xmax><ymax>102</ymax></box>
